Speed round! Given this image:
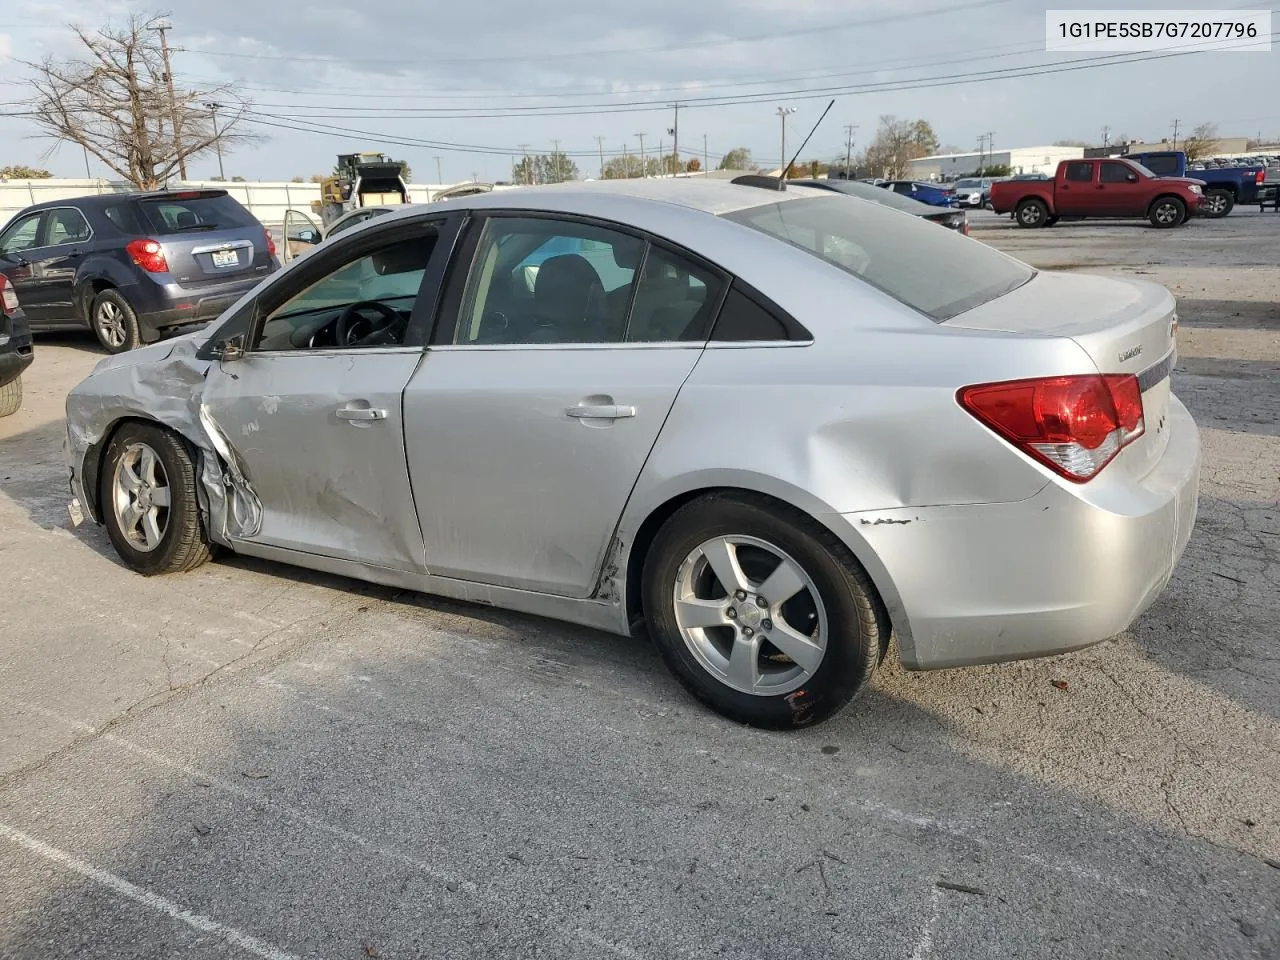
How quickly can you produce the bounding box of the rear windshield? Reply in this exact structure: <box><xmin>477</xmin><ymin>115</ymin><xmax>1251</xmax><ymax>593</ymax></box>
<box><xmin>724</xmin><ymin>195</ymin><xmax>1032</xmax><ymax>322</ymax></box>
<box><xmin>954</xmin><ymin>179</ymin><xmax>981</xmax><ymax>188</ymax></box>
<box><xmin>1137</xmin><ymin>156</ymin><xmax>1177</xmax><ymax>177</ymax></box>
<box><xmin>137</xmin><ymin>193</ymin><xmax>257</xmax><ymax>235</ymax></box>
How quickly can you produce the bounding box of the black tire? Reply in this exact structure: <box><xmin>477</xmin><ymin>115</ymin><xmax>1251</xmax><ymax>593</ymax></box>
<box><xmin>90</xmin><ymin>288</ymin><xmax>141</xmax><ymax>354</ymax></box>
<box><xmin>1149</xmin><ymin>196</ymin><xmax>1186</xmax><ymax>229</ymax></box>
<box><xmin>1014</xmin><ymin>199</ymin><xmax>1048</xmax><ymax>228</ymax></box>
<box><xmin>1045</xmin><ymin>216</ymin><xmax>1060</xmax><ymax>227</ymax></box>
<box><xmin>0</xmin><ymin>376</ymin><xmax>21</xmax><ymax>418</ymax></box>
<box><xmin>1203</xmin><ymin>188</ymin><xmax>1234</xmax><ymax>218</ymax></box>
<box><xmin>642</xmin><ymin>493</ymin><xmax>888</xmax><ymax>729</ymax></box>
<box><xmin>100</xmin><ymin>422</ymin><xmax>211</xmax><ymax>575</ymax></box>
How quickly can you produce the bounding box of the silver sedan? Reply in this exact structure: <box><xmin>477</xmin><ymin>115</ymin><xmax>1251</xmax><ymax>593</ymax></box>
<box><xmin>62</xmin><ymin>178</ymin><xmax>1200</xmax><ymax>728</ymax></box>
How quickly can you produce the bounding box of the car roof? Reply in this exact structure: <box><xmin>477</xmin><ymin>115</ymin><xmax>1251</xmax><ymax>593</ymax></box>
<box><xmin>15</xmin><ymin>188</ymin><xmax>231</xmax><ymax>214</ymax></box>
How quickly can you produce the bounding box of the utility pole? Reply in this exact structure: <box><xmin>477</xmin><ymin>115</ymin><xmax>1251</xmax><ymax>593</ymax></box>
<box><xmin>202</xmin><ymin>102</ymin><xmax>225</xmax><ymax>180</ymax></box>
<box><xmin>667</xmin><ymin>102</ymin><xmax>681</xmax><ymax>174</ymax></box>
<box><xmin>517</xmin><ymin>143</ymin><xmax>530</xmax><ymax>185</ymax></box>
<box><xmin>843</xmin><ymin>123</ymin><xmax>858</xmax><ymax>178</ymax></box>
<box><xmin>433</xmin><ymin>155</ymin><xmax>443</xmax><ymax>184</ymax></box>
<box><xmin>703</xmin><ymin>133</ymin><xmax>708</xmax><ymax>174</ymax></box>
<box><xmin>149</xmin><ymin>20</ymin><xmax>186</xmax><ymax>180</ymax></box>
<box><xmin>594</xmin><ymin>136</ymin><xmax>605</xmax><ymax>179</ymax></box>
<box><xmin>82</xmin><ymin>144</ymin><xmax>92</xmax><ymax>179</ymax></box>
<box><xmin>551</xmin><ymin>139</ymin><xmax>560</xmax><ymax>182</ymax></box>
<box><xmin>1101</xmin><ymin>125</ymin><xmax>1111</xmax><ymax>150</ymax></box>
<box><xmin>636</xmin><ymin>132</ymin><xmax>646</xmax><ymax>177</ymax></box>
<box><xmin>776</xmin><ymin>106</ymin><xmax>796</xmax><ymax>175</ymax></box>
<box><xmin>1171</xmin><ymin>118</ymin><xmax>1181</xmax><ymax>149</ymax></box>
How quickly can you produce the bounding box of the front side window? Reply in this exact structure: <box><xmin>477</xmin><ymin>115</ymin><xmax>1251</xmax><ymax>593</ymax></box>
<box><xmin>1064</xmin><ymin>162</ymin><xmax>1094</xmax><ymax>183</ymax></box>
<box><xmin>253</xmin><ymin>232</ymin><xmax>436</xmax><ymax>351</ymax></box>
<box><xmin>0</xmin><ymin>213</ymin><xmax>43</xmax><ymax>255</ymax></box>
<box><xmin>724</xmin><ymin>195</ymin><xmax>1032</xmax><ymax>322</ymax></box>
<box><xmin>1100</xmin><ymin>162</ymin><xmax>1136</xmax><ymax>184</ymax></box>
<box><xmin>454</xmin><ymin>218</ymin><xmax>643</xmax><ymax>345</ymax></box>
<box><xmin>44</xmin><ymin>208</ymin><xmax>92</xmax><ymax>245</ymax></box>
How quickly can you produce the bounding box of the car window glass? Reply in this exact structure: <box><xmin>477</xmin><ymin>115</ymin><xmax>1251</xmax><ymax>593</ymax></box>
<box><xmin>725</xmin><ymin>195</ymin><xmax>1032</xmax><ymax>322</ymax></box>
<box><xmin>329</xmin><ymin>211</ymin><xmax>374</xmax><ymax>237</ymax></box>
<box><xmin>102</xmin><ymin>203</ymin><xmax>145</xmax><ymax>234</ymax></box>
<box><xmin>0</xmin><ymin>214</ymin><xmax>43</xmax><ymax>254</ymax></box>
<box><xmin>711</xmin><ymin>286</ymin><xmax>790</xmax><ymax>341</ymax></box>
<box><xmin>45</xmin><ymin>208</ymin><xmax>92</xmax><ymax>245</ymax></box>
<box><xmin>626</xmin><ymin>246</ymin><xmax>724</xmax><ymax>343</ymax></box>
<box><xmin>454</xmin><ymin>217</ymin><xmax>644</xmax><ymax>345</ymax></box>
<box><xmin>138</xmin><ymin>193</ymin><xmax>257</xmax><ymax>235</ymax></box>
<box><xmin>1064</xmin><ymin>162</ymin><xmax>1094</xmax><ymax>183</ymax></box>
<box><xmin>254</xmin><ymin>232</ymin><xmax>436</xmax><ymax>352</ymax></box>
<box><xmin>1141</xmin><ymin>156</ymin><xmax>1178</xmax><ymax>176</ymax></box>
<box><xmin>1100</xmin><ymin>162</ymin><xmax>1135</xmax><ymax>184</ymax></box>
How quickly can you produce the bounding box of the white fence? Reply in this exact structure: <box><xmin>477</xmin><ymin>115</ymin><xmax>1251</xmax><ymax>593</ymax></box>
<box><xmin>0</xmin><ymin>178</ymin><xmax>463</xmax><ymax>232</ymax></box>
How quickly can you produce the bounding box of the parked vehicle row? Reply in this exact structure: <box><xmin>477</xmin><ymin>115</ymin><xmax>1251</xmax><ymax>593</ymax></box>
<box><xmin>0</xmin><ymin>189</ymin><xmax>277</xmax><ymax>354</ymax></box>
<box><xmin>1126</xmin><ymin>151</ymin><xmax>1268</xmax><ymax>217</ymax></box>
<box><xmin>57</xmin><ymin>176</ymin><xmax>1199</xmax><ymax>728</ymax></box>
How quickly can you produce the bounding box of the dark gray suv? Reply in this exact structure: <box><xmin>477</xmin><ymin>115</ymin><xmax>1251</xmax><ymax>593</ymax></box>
<box><xmin>0</xmin><ymin>189</ymin><xmax>278</xmax><ymax>353</ymax></box>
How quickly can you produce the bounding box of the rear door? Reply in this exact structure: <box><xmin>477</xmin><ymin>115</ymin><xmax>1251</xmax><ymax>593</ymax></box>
<box><xmin>1055</xmin><ymin>161</ymin><xmax>1096</xmax><ymax>215</ymax></box>
<box><xmin>1097</xmin><ymin>161</ymin><xmax>1148</xmax><ymax>216</ymax></box>
<box><xmin>403</xmin><ymin>213</ymin><xmax>727</xmax><ymax>597</ymax></box>
<box><xmin>134</xmin><ymin>191</ymin><xmax>273</xmax><ymax>285</ymax></box>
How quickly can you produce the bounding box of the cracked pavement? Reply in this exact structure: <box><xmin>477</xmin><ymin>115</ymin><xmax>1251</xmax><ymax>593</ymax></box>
<box><xmin>1</xmin><ymin>209</ymin><xmax>1277</xmax><ymax>959</ymax></box>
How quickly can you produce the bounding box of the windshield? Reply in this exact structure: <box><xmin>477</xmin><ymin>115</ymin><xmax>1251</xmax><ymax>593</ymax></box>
<box><xmin>954</xmin><ymin>179</ymin><xmax>980</xmax><ymax>188</ymax></box>
<box><xmin>139</xmin><ymin>193</ymin><xmax>258</xmax><ymax>235</ymax></box>
<box><xmin>803</xmin><ymin>180</ymin><xmax>937</xmax><ymax>215</ymax></box>
<box><xmin>1128</xmin><ymin>160</ymin><xmax>1161</xmax><ymax>178</ymax></box>
<box><xmin>724</xmin><ymin>195</ymin><xmax>1032</xmax><ymax>322</ymax></box>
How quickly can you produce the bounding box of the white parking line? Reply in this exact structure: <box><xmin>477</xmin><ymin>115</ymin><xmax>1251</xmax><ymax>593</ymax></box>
<box><xmin>0</xmin><ymin>823</ymin><xmax>300</xmax><ymax>960</ymax></box>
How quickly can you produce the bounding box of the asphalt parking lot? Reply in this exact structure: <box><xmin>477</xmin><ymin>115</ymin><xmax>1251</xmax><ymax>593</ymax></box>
<box><xmin>1</xmin><ymin>208</ymin><xmax>1277</xmax><ymax>959</ymax></box>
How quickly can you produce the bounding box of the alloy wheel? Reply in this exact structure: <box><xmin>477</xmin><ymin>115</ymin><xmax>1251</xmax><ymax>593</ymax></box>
<box><xmin>111</xmin><ymin>442</ymin><xmax>171</xmax><ymax>553</ymax></box>
<box><xmin>95</xmin><ymin>301</ymin><xmax>127</xmax><ymax>349</ymax></box>
<box><xmin>672</xmin><ymin>535</ymin><xmax>828</xmax><ymax>696</ymax></box>
<box><xmin>1154</xmin><ymin>202</ymin><xmax>1180</xmax><ymax>225</ymax></box>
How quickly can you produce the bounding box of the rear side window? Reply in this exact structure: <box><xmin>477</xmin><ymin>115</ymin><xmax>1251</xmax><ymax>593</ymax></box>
<box><xmin>44</xmin><ymin>208</ymin><xmax>91</xmax><ymax>245</ymax></box>
<box><xmin>712</xmin><ymin>286</ymin><xmax>792</xmax><ymax>341</ymax></box>
<box><xmin>1141</xmin><ymin>155</ymin><xmax>1178</xmax><ymax>177</ymax></box>
<box><xmin>1064</xmin><ymin>162</ymin><xmax>1093</xmax><ymax>183</ymax></box>
<box><xmin>724</xmin><ymin>195</ymin><xmax>1032</xmax><ymax>322</ymax></box>
<box><xmin>138</xmin><ymin>193</ymin><xmax>257</xmax><ymax>235</ymax></box>
<box><xmin>102</xmin><ymin>203</ymin><xmax>145</xmax><ymax>234</ymax></box>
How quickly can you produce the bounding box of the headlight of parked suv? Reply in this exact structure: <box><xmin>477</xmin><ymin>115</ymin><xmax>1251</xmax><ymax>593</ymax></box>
<box><xmin>1188</xmin><ymin>184</ymin><xmax>1203</xmax><ymax>194</ymax></box>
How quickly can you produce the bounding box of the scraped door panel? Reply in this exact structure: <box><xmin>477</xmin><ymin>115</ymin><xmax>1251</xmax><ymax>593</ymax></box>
<box><xmin>202</xmin><ymin>351</ymin><xmax>426</xmax><ymax>571</ymax></box>
<box><xmin>403</xmin><ymin>346</ymin><xmax>703</xmax><ymax>597</ymax></box>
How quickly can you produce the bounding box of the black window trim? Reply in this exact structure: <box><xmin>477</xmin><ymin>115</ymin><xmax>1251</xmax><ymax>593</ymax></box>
<box><xmin>196</xmin><ymin>211</ymin><xmax>464</xmax><ymax>360</ymax></box>
<box><xmin>429</xmin><ymin>208</ymin><xmax>738</xmax><ymax>349</ymax></box>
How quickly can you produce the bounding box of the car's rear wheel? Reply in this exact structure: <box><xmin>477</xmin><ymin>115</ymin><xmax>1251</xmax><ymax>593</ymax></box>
<box><xmin>1015</xmin><ymin>199</ymin><xmax>1048</xmax><ymax>228</ymax></box>
<box><xmin>91</xmin><ymin>289</ymin><xmax>141</xmax><ymax>354</ymax></box>
<box><xmin>1150</xmin><ymin>197</ymin><xmax>1187</xmax><ymax>228</ymax></box>
<box><xmin>642</xmin><ymin>494</ymin><xmax>887</xmax><ymax>728</ymax></box>
<box><xmin>100</xmin><ymin>422</ymin><xmax>211</xmax><ymax>575</ymax></box>
<box><xmin>0</xmin><ymin>376</ymin><xmax>21</xmax><ymax>417</ymax></box>
<box><xmin>1202</xmin><ymin>188</ymin><xmax>1234</xmax><ymax>218</ymax></box>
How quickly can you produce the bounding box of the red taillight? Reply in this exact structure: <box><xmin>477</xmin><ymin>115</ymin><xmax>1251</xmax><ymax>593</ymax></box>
<box><xmin>0</xmin><ymin>273</ymin><xmax>18</xmax><ymax>315</ymax></box>
<box><xmin>264</xmin><ymin>228</ymin><xmax>277</xmax><ymax>258</ymax></box>
<box><xmin>126</xmin><ymin>238</ymin><xmax>169</xmax><ymax>273</ymax></box>
<box><xmin>957</xmin><ymin>374</ymin><xmax>1145</xmax><ymax>482</ymax></box>
<box><xmin>1255</xmin><ymin>168</ymin><xmax>1266</xmax><ymax>185</ymax></box>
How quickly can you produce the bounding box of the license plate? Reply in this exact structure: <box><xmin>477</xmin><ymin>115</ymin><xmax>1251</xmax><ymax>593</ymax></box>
<box><xmin>211</xmin><ymin>249</ymin><xmax>239</xmax><ymax>268</ymax></box>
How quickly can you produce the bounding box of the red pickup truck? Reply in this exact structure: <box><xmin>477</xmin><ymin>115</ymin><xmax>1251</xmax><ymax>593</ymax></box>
<box><xmin>989</xmin><ymin>158</ymin><xmax>1207</xmax><ymax>229</ymax></box>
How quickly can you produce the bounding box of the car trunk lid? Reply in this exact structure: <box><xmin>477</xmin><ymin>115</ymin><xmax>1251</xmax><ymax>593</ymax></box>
<box><xmin>945</xmin><ymin>271</ymin><xmax>1178</xmax><ymax>480</ymax></box>
<box><xmin>136</xmin><ymin>191</ymin><xmax>270</xmax><ymax>285</ymax></box>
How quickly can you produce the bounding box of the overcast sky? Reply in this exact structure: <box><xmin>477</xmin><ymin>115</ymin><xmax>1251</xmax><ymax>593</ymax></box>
<box><xmin>0</xmin><ymin>0</ymin><xmax>1276</xmax><ymax>183</ymax></box>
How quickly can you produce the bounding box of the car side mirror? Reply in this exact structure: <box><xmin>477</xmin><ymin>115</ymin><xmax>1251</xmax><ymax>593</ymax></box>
<box><xmin>211</xmin><ymin>333</ymin><xmax>244</xmax><ymax>362</ymax></box>
<box><xmin>297</xmin><ymin>229</ymin><xmax>319</xmax><ymax>244</ymax></box>
<box><xmin>1127</xmin><ymin>173</ymin><xmax>1138</xmax><ymax>182</ymax></box>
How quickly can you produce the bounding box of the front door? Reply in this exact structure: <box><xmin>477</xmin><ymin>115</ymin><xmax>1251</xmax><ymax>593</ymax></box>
<box><xmin>28</xmin><ymin>207</ymin><xmax>94</xmax><ymax>321</ymax></box>
<box><xmin>0</xmin><ymin>212</ymin><xmax>47</xmax><ymax>322</ymax></box>
<box><xmin>202</xmin><ymin>215</ymin><xmax>457</xmax><ymax>571</ymax></box>
<box><xmin>1097</xmin><ymin>161</ymin><xmax>1148</xmax><ymax>216</ymax></box>
<box><xmin>404</xmin><ymin>214</ymin><xmax>727</xmax><ymax>598</ymax></box>
<box><xmin>282</xmin><ymin>208</ymin><xmax>323</xmax><ymax>264</ymax></box>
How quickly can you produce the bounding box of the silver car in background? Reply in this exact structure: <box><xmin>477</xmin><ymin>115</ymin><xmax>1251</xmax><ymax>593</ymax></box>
<box><xmin>952</xmin><ymin>176</ymin><xmax>995</xmax><ymax>208</ymax></box>
<box><xmin>62</xmin><ymin>178</ymin><xmax>1200</xmax><ymax>728</ymax></box>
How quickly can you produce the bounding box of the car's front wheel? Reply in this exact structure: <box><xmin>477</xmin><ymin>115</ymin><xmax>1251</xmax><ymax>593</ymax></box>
<box><xmin>91</xmin><ymin>289</ymin><xmax>141</xmax><ymax>354</ymax></box>
<box><xmin>1150</xmin><ymin>196</ymin><xmax>1187</xmax><ymax>228</ymax></box>
<box><xmin>642</xmin><ymin>494</ymin><xmax>887</xmax><ymax>728</ymax></box>
<box><xmin>101</xmin><ymin>422</ymin><xmax>211</xmax><ymax>575</ymax></box>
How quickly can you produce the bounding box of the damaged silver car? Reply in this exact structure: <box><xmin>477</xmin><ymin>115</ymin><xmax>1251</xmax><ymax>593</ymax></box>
<box><xmin>64</xmin><ymin>178</ymin><xmax>1200</xmax><ymax>728</ymax></box>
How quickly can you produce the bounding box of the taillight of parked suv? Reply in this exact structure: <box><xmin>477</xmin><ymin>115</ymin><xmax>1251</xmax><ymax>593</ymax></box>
<box><xmin>263</xmin><ymin>228</ymin><xmax>277</xmax><ymax>259</ymax></box>
<box><xmin>0</xmin><ymin>273</ymin><xmax>19</xmax><ymax>314</ymax></box>
<box><xmin>126</xmin><ymin>238</ymin><xmax>169</xmax><ymax>273</ymax></box>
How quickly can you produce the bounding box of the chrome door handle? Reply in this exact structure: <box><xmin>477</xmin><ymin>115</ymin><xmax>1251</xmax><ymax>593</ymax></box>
<box><xmin>566</xmin><ymin>403</ymin><xmax>636</xmax><ymax>420</ymax></box>
<box><xmin>336</xmin><ymin>406</ymin><xmax>387</xmax><ymax>421</ymax></box>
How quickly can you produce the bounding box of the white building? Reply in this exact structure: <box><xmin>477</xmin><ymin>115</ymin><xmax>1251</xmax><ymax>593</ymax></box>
<box><xmin>907</xmin><ymin>145</ymin><xmax>1086</xmax><ymax>181</ymax></box>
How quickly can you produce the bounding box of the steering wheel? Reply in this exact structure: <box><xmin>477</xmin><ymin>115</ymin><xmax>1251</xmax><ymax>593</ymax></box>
<box><xmin>334</xmin><ymin>300</ymin><xmax>401</xmax><ymax>346</ymax></box>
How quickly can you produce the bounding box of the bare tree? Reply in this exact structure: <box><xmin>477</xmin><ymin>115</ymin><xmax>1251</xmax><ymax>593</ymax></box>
<box><xmin>1183</xmin><ymin>122</ymin><xmax>1220</xmax><ymax>162</ymax></box>
<box><xmin>22</xmin><ymin>12</ymin><xmax>257</xmax><ymax>188</ymax></box>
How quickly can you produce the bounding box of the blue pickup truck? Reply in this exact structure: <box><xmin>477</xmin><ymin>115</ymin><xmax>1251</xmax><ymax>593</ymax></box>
<box><xmin>1126</xmin><ymin>150</ymin><xmax>1268</xmax><ymax>217</ymax></box>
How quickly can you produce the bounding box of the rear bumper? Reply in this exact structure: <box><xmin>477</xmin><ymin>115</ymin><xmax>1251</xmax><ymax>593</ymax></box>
<box><xmin>126</xmin><ymin>271</ymin><xmax>272</xmax><ymax>340</ymax></box>
<box><xmin>0</xmin><ymin>313</ymin><xmax>34</xmax><ymax>387</ymax></box>
<box><xmin>840</xmin><ymin>395</ymin><xmax>1201</xmax><ymax>670</ymax></box>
